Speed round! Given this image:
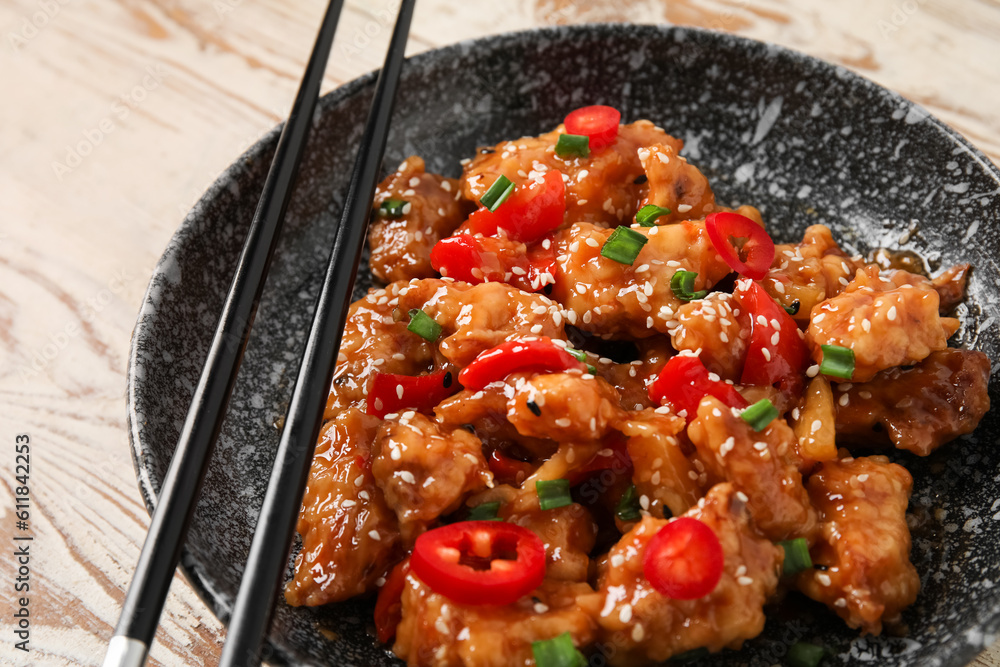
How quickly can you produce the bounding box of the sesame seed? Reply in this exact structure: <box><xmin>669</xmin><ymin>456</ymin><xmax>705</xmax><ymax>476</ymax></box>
<box><xmin>369</xmin><ymin>530</ymin><xmax>381</xmax><ymax>541</ymax></box>
<box><xmin>396</xmin><ymin>385</ymin><xmax>404</xmax><ymax>400</ymax></box>
<box><xmin>817</xmin><ymin>573</ymin><xmax>832</xmax><ymax>586</ymax></box>
<box><xmin>631</xmin><ymin>624</ymin><xmax>645</xmax><ymax>642</ymax></box>
<box><xmin>811</xmin><ymin>420</ymin><xmax>822</xmax><ymax>433</ymax></box>
<box><xmin>619</xmin><ymin>605</ymin><xmax>633</xmax><ymax>623</ymax></box>
<box><xmin>737</xmin><ymin>576</ymin><xmax>754</xmax><ymax>586</ymax></box>
<box><xmin>677</xmin><ymin>204</ymin><xmax>692</xmax><ymax>213</ymax></box>
<box><xmin>887</xmin><ymin>305</ymin><xmax>898</xmax><ymax>321</ymax></box>
<box><xmin>813</xmin><ymin>313</ymin><xmax>826</xmax><ymax>323</ymax></box>
<box><xmin>770</xmin><ymin>331</ymin><xmax>780</xmax><ymax>346</ymax></box>
<box><xmin>839</xmin><ymin>393</ymin><xmax>850</xmax><ymax>407</ymax></box>
<box><xmin>762</xmin><ymin>348</ymin><xmax>772</xmax><ymax>362</ymax></box>
<box><xmin>806</xmin><ymin>364</ymin><xmax>820</xmax><ymax>377</ymax></box>
<box><xmin>555</xmin><ymin>418</ymin><xmax>572</xmax><ymax>427</ymax></box>
<box><xmin>586</xmin><ymin>237</ymin><xmax>600</xmax><ymax>248</ymax></box>
<box><xmin>399</xmin><ymin>471</ymin><xmax>416</xmax><ymax>484</ymax></box>
<box><xmin>611</xmin><ymin>554</ymin><xmax>625</xmax><ymax>567</ymax></box>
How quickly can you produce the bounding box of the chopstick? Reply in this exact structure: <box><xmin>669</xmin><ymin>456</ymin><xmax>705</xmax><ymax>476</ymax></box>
<box><xmin>103</xmin><ymin>2</ymin><xmax>346</xmax><ymax>666</ymax></box>
<box><xmin>218</xmin><ymin>2</ymin><xmax>416</xmax><ymax>664</ymax></box>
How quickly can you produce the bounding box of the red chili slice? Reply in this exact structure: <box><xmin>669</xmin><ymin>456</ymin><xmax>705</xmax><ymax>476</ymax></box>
<box><xmin>648</xmin><ymin>355</ymin><xmax>748</xmax><ymax>420</ymax></box>
<box><xmin>410</xmin><ymin>521</ymin><xmax>546</xmax><ymax>606</ymax></box>
<box><xmin>564</xmin><ymin>105</ymin><xmax>621</xmax><ymax>150</ymax></box>
<box><xmin>705</xmin><ymin>212</ymin><xmax>776</xmax><ymax>280</ymax></box>
<box><xmin>458</xmin><ymin>338</ymin><xmax>586</xmax><ymax>391</ymax></box>
<box><xmin>367</xmin><ymin>370</ymin><xmax>458</xmax><ymax>419</ymax></box>
<box><xmin>429</xmin><ymin>234</ymin><xmax>555</xmax><ymax>293</ymax></box>
<box><xmin>736</xmin><ymin>280</ymin><xmax>808</xmax><ymax>394</ymax></box>
<box><xmin>487</xmin><ymin>449</ymin><xmax>536</xmax><ymax>486</ymax></box>
<box><xmin>643</xmin><ymin>517</ymin><xmax>724</xmax><ymax>600</ymax></box>
<box><xmin>467</xmin><ymin>170</ymin><xmax>566</xmax><ymax>243</ymax></box>
<box><xmin>374</xmin><ymin>558</ymin><xmax>410</xmax><ymax>643</ymax></box>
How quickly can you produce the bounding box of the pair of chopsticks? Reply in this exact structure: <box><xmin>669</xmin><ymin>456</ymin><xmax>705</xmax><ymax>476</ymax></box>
<box><xmin>103</xmin><ymin>1</ymin><xmax>416</xmax><ymax>665</ymax></box>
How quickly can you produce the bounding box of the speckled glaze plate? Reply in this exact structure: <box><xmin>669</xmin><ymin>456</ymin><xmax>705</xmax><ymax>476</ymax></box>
<box><xmin>127</xmin><ymin>23</ymin><xmax>1000</xmax><ymax>667</ymax></box>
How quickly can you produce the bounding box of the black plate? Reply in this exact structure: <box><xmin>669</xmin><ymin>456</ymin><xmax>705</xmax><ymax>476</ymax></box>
<box><xmin>127</xmin><ymin>24</ymin><xmax>1000</xmax><ymax>666</ymax></box>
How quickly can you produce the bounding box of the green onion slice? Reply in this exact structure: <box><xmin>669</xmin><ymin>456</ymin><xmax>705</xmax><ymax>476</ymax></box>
<box><xmin>740</xmin><ymin>398</ymin><xmax>778</xmax><ymax>432</ymax></box>
<box><xmin>615</xmin><ymin>484</ymin><xmax>641</xmax><ymax>522</ymax></box>
<box><xmin>536</xmin><ymin>479</ymin><xmax>572</xmax><ymax>511</ymax></box>
<box><xmin>635</xmin><ymin>204</ymin><xmax>672</xmax><ymax>227</ymax></box>
<box><xmin>479</xmin><ymin>174</ymin><xmax>515</xmax><ymax>212</ymax></box>
<box><xmin>783</xmin><ymin>300</ymin><xmax>801</xmax><ymax>316</ymax></box>
<box><xmin>565</xmin><ymin>346</ymin><xmax>597</xmax><ymax>375</ymax></box>
<box><xmin>786</xmin><ymin>641</ymin><xmax>827</xmax><ymax>667</ymax></box>
<box><xmin>555</xmin><ymin>133</ymin><xmax>590</xmax><ymax>159</ymax></box>
<box><xmin>670</xmin><ymin>270</ymin><xmax>708</xmax><ymax>302</ymax></box>
<box><xmin>531</xmin><ymin>632</ymin><xmax>587</xmax><ymax>667</ymax></box>
<box><xmin>407</xmin><ymin>308</ymin><xmax>442</xmax><ymax>342</ymax></box>
<box><xmin>600</xmin><ymin>226</ymin><xmax>648</xmax><ymax>266</ymax></box>
<box><xmin>467</xmin><ymin>501</ymin><xmax>502</xmax><ymax>521</ymax></box>
<box><xmin>379</xmin><ymin>199</ymin><xmax>408</xmax><ymax>218</ymax></box>
<box><xmin>778</xmin><ymin>537</ymin><xmax>813</xmax><ymax>576</ymax></box>
<box><xmin>819</xmin><ymin>344</ymin><xmax>855</xmax><ymax>380</ymax></box>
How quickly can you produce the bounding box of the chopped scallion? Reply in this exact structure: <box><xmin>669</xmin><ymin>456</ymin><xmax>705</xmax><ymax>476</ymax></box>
<box><xmin>407</xmin><ymin>308</ymin><xmax>442</xmax><ymax>342</ymax></box>
<box><xmin>600</xmin><ymin>226</ymin><xmax>648</xmax><ymax>265</ymax></box>
<box><xmin>819</xmin><ymin>344</ymin><xmax>855</xmax><ymax>380</ymax></box>
<box><xmin>565</xmin><ymin>346</ymin><xmax>597</xmax><ymax>374</ymax></box>
<box><xmin>740</xmin><ymin>398</ymin><xmax>778</xmax><ymax>432</ymax></box>
<box><xmin>635</xmin><ymin>204</ymin><xmax>672</xmax><ymax>227</ymax></box>
<box><xmin>555</xmin><ymin>133</ymin><xmax>590</xmax><ymax>158</ymax></box>
<box><xmin>778</xmin><ymin>537</ymin><xmax>813</xmax><ymax>576</ymax></box>
<box><xmin>670</xmin><ymin>270</ymin><xmax>708</xmax><ymax>302</ymax></box>
<box><xmin>479</xmin><ymin>174</ymin><xmax>515</xmax><ymax>212</ymax></box>
<box><xmin>786</xmin><ymin>641</ymin><xmax>827</xmax><ymax>667</ymax></box>
<box><xmin>615</xmin><ymin>484</ymin><xmax>641</xmax><ymax>522</ymax></box>
<box><xmin>536</xmin><ymin>479</ymin><xmax>572</xmax><ymax>511</ymax></box>
<box><xmin>467</xmin><ymin>501</ymin><xmax>502</xmax><ymax>521</ymax></box>
<box><xmin>531</xmin><ymin>632</ymin><xmax>586</xmax><ymax>667</ymax></box>
<box><xmin>379</xmin><ymin>199</ymin><xmax>408</xmax><ymax>218</ymax></box>
<box><xmin>783</xmin><ymin>300</ymin><xmax>801</xmax><ymax>316</ymax></box>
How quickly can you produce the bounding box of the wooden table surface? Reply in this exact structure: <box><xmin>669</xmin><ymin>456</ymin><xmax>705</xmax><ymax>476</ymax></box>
<box><xmin>1</xmin><ymin>0</ymin><xmax>997</xmax><ymax>665</ymax></box>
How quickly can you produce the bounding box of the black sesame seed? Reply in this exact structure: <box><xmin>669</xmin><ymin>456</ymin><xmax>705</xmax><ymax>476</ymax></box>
<box><xmin>460</xmin><ymin>423</ymin><xmax>476</xmax><ymax>434</ymax></box>
<box><xmin>814</xmin><ymin>564</ymin><xmax>829</xmax><ymax>571</ymax></box>
<box><xmin>526</xmin><ymin>400</ymin><xmax>542</xmax><ymax>416</ymax></box>
<box><xmin>633</xmin><ymin>174</ymin><xmax>648</xmax><ymax>185</ymax></box>
<box><xmin>443</xmin><ymin>371</ymin><xmax>453</xmax><ymax>388</ymax></box>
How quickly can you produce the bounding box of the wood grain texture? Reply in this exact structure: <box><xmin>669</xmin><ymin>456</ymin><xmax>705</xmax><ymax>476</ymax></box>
<box><xmin>0</xmin><ymin>0</ymin><xmax>996</xmax><ymax>665</ymax></box>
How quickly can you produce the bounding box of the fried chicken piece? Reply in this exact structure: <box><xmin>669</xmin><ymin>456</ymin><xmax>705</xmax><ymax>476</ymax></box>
<box><xmin>669</xmin><ymin>292</ymin><xmax>750</xmax><ymax>382</ymax></box>
<box><xmin>503</xmin><ymin>498</ymin><xmax>598</xmax><ymax>583</ymax></box>
<box><xmin>325</xmin><ymin>279</ymin><xmax>446</xmax><ymax>418</ymax></box>
<box><xmin>834</xmin><ymin>348</ymin><xmax>991</xmax><ymax>456</ymax></box>
<box><xmin>551</xmin><ymin>221</ymin><xmax>732</xmax><ymax>339</ymax></box>
<box><xmin>688</xmin><ymin>396</ymin><xmax>817</xmax><ymax>542</ymax></box>
<box><xmin>371</xmin><ymin>413</ymin><xmax>492</xmax><ymax>543</ymax></box>
<box><xmin>369</xmin><ymin>156</ymin><xmax>470</xmax><ymax>283</ymax></box>
<box><xmin>394</xmin><ymin>578</ymin><xmax>601</xmax><ymax>667</ymax></box>
<box><xmin>806</xmin><ymin>265</ymin><xmax>960</xmax><ymax>382</ymax></box>
<box><xmin>762</xmin><ymin>225</ymin><xmax>865</xmax><ymax>324</ymax></box>
<box><xmin>462</xmin><ymin>120</ymin><xmax>684</xmax><ymax>227</ymax></box>
<box><xmin>618</xmin><ymin>409</ymin><xmax>701</xmax><ymax>518</ymax></box>
<box><xmin>285</xmin><ymin>409</ymin><xmax>400</xmax><ymax>606</ymax></box>
<box><xmin>596</xmin><ymin>484</ymin><xmax>782</xmax><ymax>666</ymax></box>
<box><xmin>635</xmin><ymin>143</ymin><xmax>716</xmax><ymax>223</ymax></box>
<box><xmin>506</xmin><ymin>371</ymin><xmax>624</xmax><ymax>442</ymax></box>
<box><xmin>796</xmin><ymin>456</ymin><xmax>919</xmax><ymax>635</ymax></box>
<box><xmin>414</xmin><ymin>280</ymin><xmax>567</xmax><ymax>367</ymax></box>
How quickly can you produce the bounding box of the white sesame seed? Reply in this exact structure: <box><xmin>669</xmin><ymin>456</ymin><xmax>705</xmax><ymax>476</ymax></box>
<box><xmin>555</xmin><ymin>418</ymin><xmax>572</xmax><ymax>427</ymax></box>
<box><xmin>887</xmin><ymin>305</ymin><xmax>898</xmax><ymax>321</ymax></box>
<box><xmin>369</xmin><ymin>530</ymin><xmax>381</xmax><ymax>541</ymax></box>
<box><xmin>586</xmin><ymin>237</ymin><xmax>600</xmax><ymax>248</ymax></box>
<box><xmin>619</xmin><ymin>605</ymin><xmax>633</xmax><ymax>623</ymax></box>
<box><xmin>738</xmin><ymin>576</ymin><xmax>754</xmax><ymax>586</ymax></box>
<box><xmin>399</xmin><ymin>471</ymin><xmax>416</xmax><ymax>484</ymax></box>
<box><xmin>762</xmin><ymin>348</ymin><xmax>772</xmax><ymax>362</ymax></box>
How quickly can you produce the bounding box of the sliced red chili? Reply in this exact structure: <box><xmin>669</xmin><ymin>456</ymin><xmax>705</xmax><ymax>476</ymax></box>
<box><xmin>736</xmin><ymin>279</ymin><xmax>808</xmax><ymax>394</ymax></box>
<box><xmin>564</xmin><ymin>105</ymin><xmax>621</xmax><ymax>150</ymax></box>
<box><xmin>643</xmin><ymin>517</ymin><xmax>724</xmax><ymax>600</ymax></box>
<box><xmin>367</xmin><ymin>370</ymin><xmax>458</xmax><ymax>419</ymax></box>
<box><xmin>410</xmin><ymin>521</ymin><xmax>546</xmax><ymax>606</ymax></box>
<box><xmin>429</xmin><ymin>234</ymin><xmax>554</xmax><ymax>293</ymax></box>
<box><xmin>466</xmin><ymin>170</ymin><xmax>566</xmax><ymax>243</ymax></box>
<box><xmin>374</xmin><ymin>558</ymin><xmax>410</xmax><ymax>643</ymax></box>
<box><xmin>458</xmin><ymin>338</ymin><xmax>586</xmax><ymax>391</ymax></box>
<box><xmin>648</xmin><ymin>355</ymin><xmax>748</xmax><ymax>420</ymax></box>
<box><xmin>487</xmin><ymin>449</ymin><xmax>536</xmax><ymax>486</ymax></box>
<box><xmin>705</xmin><ymin>212</ymin><xmax>776</xmax><ymax>280</ymax></box>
